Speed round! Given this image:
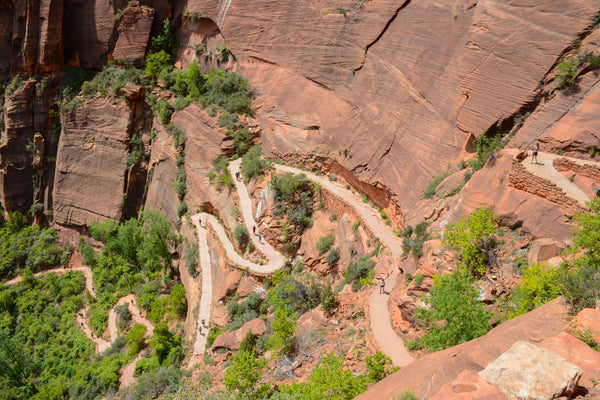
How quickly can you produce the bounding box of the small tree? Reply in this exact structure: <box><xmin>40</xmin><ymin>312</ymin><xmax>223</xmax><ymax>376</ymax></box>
<box><xmin>365</xmin><ymin>352</ymin><xmax>396</xmax><ymax>383</ymax></box>
<box><xmin>270</xmin><ymin>307</ymin><xmax>297</xmax><ymax>355</ymax></box>
<box><xmin>443</xmin><ymin>207</ymin><xmax>497</xmax><ymax>276</ymax></box>
<box><xmin>223</xmin><ymin>349</ymin><xmax>269</xmax><ymax>400</ymax></box>
<box><xmin>316</xmin><ymin>234</ymin><xmax>335</xmax><ymax>254</ymax></box>
<box><xmin>127</xmin><ymin>323</ymin><xmax>147</xmax><ymax>356</ymax></box>
<box><xmin>234</xmin><ymin>225</ymin><xmax>250</xmax><ymax>251</ymax></box>
<box><xmin>414</xmin><ymin>272</ymin><xmax>492</xmax><ymax>351</ymax></box>
<box><xmin>241</xmin><ymin>145</ymin><xmax>270</xmax><ymax>181</ymax></box>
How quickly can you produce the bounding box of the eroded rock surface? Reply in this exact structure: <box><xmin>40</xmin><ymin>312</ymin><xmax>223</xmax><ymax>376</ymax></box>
<box><xmin>53</xmin><ymin>97</ymin><xmax>132</xmax><ymax>226</ymax></box>
<box><xmin>479</xmin><ymin>341</ymin><xmax>581</xmax><ymax>400</ymax></box>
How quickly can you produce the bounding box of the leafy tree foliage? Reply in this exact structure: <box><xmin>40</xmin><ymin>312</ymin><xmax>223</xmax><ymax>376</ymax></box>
<box><xmin>281</xmin><ymin>353</ymin><xmax>368</xmax><ymax>400</ymax></box>
<box><xmin>365</xmin><ymin>352</ymin><xmax>397</xmax><ymax>383</ymax></box>
<box><xmin>504</xmin><ymin>263</ymin><xmax>560</xmax><ymax>319</ymax></box>
<box><xmin>271</xmin><ymin>173</ymin><xmax>315</xmax><ymax>237</ymax></box>
<box><xmin>414</xmin><ymin>272</ymin><xmax>492</xmax><ymax>351</ymax></box>
<box><xmin>223</xmin><ymin>349</ymin><xmax>269</xmax><ymax>400</ymax></box>
<box><xmin>234</xmin><ymin>225</ymin><xmax>250</xmax><ymax>252</ymax></box>
<box><xmin>316</xmin><ymin>234</ymin><xmax>335</xmax><ymax>254</ymax></box>
<box><xmin>127</xmin><ymin>323</ymin><xmax>148</xmax><ymax>357</ymax></box>
<box><xmin>270</xmin><ymin>307</ymin><xmax>297</xmax><ymax>355</ymax></box>
<box><xmin>0</xmin><ymin>212</ymin><xmax>69</xmax><ymax>280</ymax></box>
<box><xmin>442</xmin><ymin>207</ymin><xmax>497</xmax><ymax>276</ymax></box>
<box><xmin>241</xmin><ymin>145</ymin><xmax>271</xmax><ymax>181</ymax></box>
<box><xmin>344</xmin><ymin>256</ymin><xmax>375</xmax><ymax>291</ymax></box>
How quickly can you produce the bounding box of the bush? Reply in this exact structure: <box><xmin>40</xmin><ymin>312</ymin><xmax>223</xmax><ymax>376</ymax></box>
<box><xmin>401</xmin><ymin>222</ymin><xmax>429</xmax><ymax>259</ymax></box>
<box><xmin>352</xmin><ymin>220</ymin><xmax>361</xmax><ymax>232</ymax></box>
<box><xmin>365</xmin><ymin>352</ymin><xmax>396</xmax><ymax>383</ymax></box>
<box><xmin>344</xmin><ymin>256</ymin><xmax>375</xmax><ymax>289</ymax></box>
<box><xmin>270</xmin><ymin>173</ymin><xmax>314</xmax><ymax>236</ymax></box>
<box><xmin>234</xmin><ymin>225</ymin><xmax>250</xmax><ymax>251</ymax></box>
<box><xmin>223</xmin><ymin>349</ymin><xmax>269</xmax><ymax>400</ymax></box>
<box><xmin>241</xmin><ymin>145</ymin><xmax>270</xmax><ymax>180</ymax></box>
<box><xmin>443</xmin><ymin>207</ymin><xmax>497</xmax><ymax>276</ymax></box>
<box><xmin>127</xmin><ymin>323</ymin><xmax>148</xmax><ymax>356</ymax></box>
<box><xmin>316</xmin><ymin>234</ymin><xmax>336</xmax><ymax>254</ymax></box>
<box><xmin>423</xmin><ymin>172</ymin><xmax>450</xmax><ymax>199</ymax></box>
<box><xmin>325</xmin><ymin>248</ymin><xmax>340</xmax><ymax>267</ymax></box>
<box><xmin>145</xmin><ymin>50</ymin><xmax>172</xmax><ymax>79</ymax></box>
<box><xmin>413</xmin><ymin>273</ymin><xmax>424</xmax><ymax>287</ymax></box>
<box><xmin>504</xmin><ymin>263</ymin><xmax>560</xmax><ymax>319</ymax></box>
<box><xmin>269</xmin><ymin>307</ymin><xmax>297</xmax><ymax>355</ymax></box>
<box><xmin>209</xmin><ymin>155</ymin><xmax>234</xmax><ymax>190</ymax></box>
<box><xmin>320</xmin><ymin>283</ymin><xmax>338</xmax><ymax>313</ymax></box>
<box><xmin>470</xmin><ymin>132</ymin><xmax>506</xmax><ymax>171</ymax></box>
<box><xmin>414</xmin><ymin>272</ymin><xmax>492</xmax><ymax>351</ymax></box>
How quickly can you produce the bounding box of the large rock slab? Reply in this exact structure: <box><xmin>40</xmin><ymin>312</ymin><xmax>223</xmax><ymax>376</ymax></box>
<box><xmin>528</xmin><ymin>238</ymin><xmax>562</xmax><ymax>265</ymax></box>
<box><xmin>112</xmin><ymin>1</ymin><xmax>154</xmax><ymax>66</ymax></box>
<box><xmin>0</xmin><ymin>79</ymin><xmax>35</xmax><ymax>213</ymax></box>
<box><xmin>53</xmin><ymin>96</ymin><xmax>132</xmax><ymax>226</ymax></box>
<box><xmin>573</xmin><ymin>308</ymin><xmax>600</xmax><ymax>343</ymax></box>
<box><xmin>430</xmin><ymin>370</ymin><xmax>507</xmax><ymax>400</ymax></box>
<box><xmin>479</xmin><ymin>341</ymin><xmax>581</xmax><ymax>400</ymax></box>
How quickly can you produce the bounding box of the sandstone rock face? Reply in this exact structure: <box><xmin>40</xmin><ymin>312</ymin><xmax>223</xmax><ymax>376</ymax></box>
<box><xmin>211</xmin><ymin>318</ymin><xmax>267</xmax><ymax>351</ymax></box>
<box><xmin>0</xmin><ymin>79</ymin><xmax>35</xmax><ymax>213</ymax></box>
<box><xmin>64</xmin><ymin>0</ymin><xmax>118</xmax><ymax>69</ymax></box>
<box><xmin>573</xmin><ymin>308</ymin><xmax>600</xmax><ymax>343</ymax></box>
<box><xmin>479</xmin><ymin>341</ymin><xmax>581</xmax><ymax>400</ymax></box>
<box><xmin>430</xmin><ymin>370</ymin><xmax>507</xmax><ymax>400</ymax></box>
<box><xmin>184</xmin><ymin>0</ymin><xmax>598</xmax><ymax>218</ymax></box>
<box><xmin>528</xmin><ymin>238</ymin><xmax>562</xmax><ymax>266</ymax></box>
<box><xmin>356</xmin><ymin>298</ymin><xmax>569</xmax><ymax>400</ymax></box>
<box><xmin>53</xmin><ymin>96</ymin><xmax>132</xmax><ymax>226</ymax></box>
<box><xmin>112</xmin><ymin>1</ymin><xmax>155</xmax><ymax>66</ymax></box>
<box><xmin>236</xmin><ymin>276</ymin><xmax>262</xmax><ymax>298</ymax></box>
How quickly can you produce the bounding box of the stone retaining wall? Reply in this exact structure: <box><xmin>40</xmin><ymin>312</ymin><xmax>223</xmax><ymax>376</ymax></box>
<box><xmin>508</xmin><ymin>158</ymin><xmax>586</xmax><ymax>216</ymax></box>
<box><xmin>553</xmin><ymin>157</ymin><xmax>600</xmax><ymax>182</ymax></box>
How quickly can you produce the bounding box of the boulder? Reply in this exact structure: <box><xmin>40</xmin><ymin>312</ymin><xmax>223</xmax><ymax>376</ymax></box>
<box><xmin>211</xmin><ymin>318</ymin><xmax>267</xmax><ymax>351</ymax></box>
<box><xmin>236</xmin><ymin>276</ymin><xmax>262</xmax><ymax>298</ymax></box>
<box><xmin>430</xmin><ymin>370</ymin><xmax>507</xmax><ymax>400</ymax></box>
<box><xmin>528</xmin><ymin>238</ymin><xmax>562</xmax><ymax>266</ymax></box>
<box><xmin>479</xmin><ymin>341</ymin><xmax>581</xmax><ymax>400</ymax></box>
<box><xmin>222</xmin><ymin>270</ymin><xmax>242</xmax><ymax>299</ymax></box>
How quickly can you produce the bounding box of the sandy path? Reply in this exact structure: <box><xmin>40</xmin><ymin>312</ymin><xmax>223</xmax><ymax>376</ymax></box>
<box><xmin>523</xmin><ymin>152</ymin><xmax>599</xmax><ymax>206</ymax></box>
<box><xmin>273</xmin><ymin>164</ymin><xmax>414</xmax><ymax>367</ymax></box>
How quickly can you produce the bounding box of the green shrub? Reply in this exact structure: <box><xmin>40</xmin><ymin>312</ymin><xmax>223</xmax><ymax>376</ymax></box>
<box><xmin>241</xmin><ymin>145</ymin><xmax>270</xmax><ymax>180</ymax></box>
<box><xmin>270</xmin><ymin>173</ymin><xmax>314</xmax><ymax>236</ymax></box>
<box><xmin>269</xmin><ymin>307</ymin><xmax>297</xmax><ymax>355</ymax></box>
<box><xmin>151</xmin><ymin>18</ymin><xmax>177</xmax><ymax>54</ymax></box>
<box><xmin>556</xmin><ymin>56</ymin><xmax>579</xmax><ymax>90</ymax></box>
<box><xmin>234</xmin><ymin>225</ymin><xmax>250</xmax><ymax>251</ymax></box>
<box><xmin>352</xmin><ymin>220</ymin><xmax>361</xmax><ymax>232</ymax></box>
<box><xmin>316</xmin><ymin>234</ymin><xmax>336</xmax><ymax>254</ymax></box>
<box><xmin>344</xmin><ymin>256</ymin><xmax>375</xmax><ymax>288</ymax></box>
<box><xmin>325</xmin><ymin>247</ymin><xmax>340</xmax><ymax>267</ymax></box>
<box><xmin>402</xmin><ymin>222</ymin><xmax>430</xmax><ymax>259</ymax></box>
<box><xmin>127</xmin><ymin>323</ymin><xmax>148</xmax><ymax>356</ymax></box>
<box><xmin>223</xmin><ymin>349</ymin><xmax>269</xmax><ymax>399</ymax></box>
<box><xmin>423</xmin><ymin>172</ymin><xmax>450</xmax><ymax>199</ymax></box>
<box><xmin>365</xmin><ymin>352</ymin><xmax>396</xmax><ymax>383</ymax></box>
<box><xmin>209</xmin><ymin>155</ymin><xmax>234</xmax><ymax>190</ymax></box>
<box><xmin>413</xmin><ymin>273</ymin><xmax>424</xmax><ymax>287</ymax></box>
<box><xmin>320</xmin><ymin>283</ymin><xmax>338</xmax><ymax>313</ymax></box>
<box><xmin>443</xmin><ymin>207</ymin><xmax>497</xmax><ymax>276</ymax></box>
<box><xmin>414</xmin><ymin>272</ymin><xmax>492</xmax><ymax>351</ymax></box>
<box><xmin>145</xmin><ymin>50</ymin><xmax>172</xmax><ymax>79</ymax></box>
<box><xmin>227</xmin><ymin>292</ymin><xmax>266</xmax><ymax>330</ymax></box>
<box><xmin>504</xmin><ymin>263</ymin><xmax>560</xmax><ymax>319</ymax></box>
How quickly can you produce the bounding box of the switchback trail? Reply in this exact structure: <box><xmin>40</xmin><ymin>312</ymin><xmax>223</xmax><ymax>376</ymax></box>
<box><xmin>5</xmin><ymin>264</ymin><xmax>154</xmax><ymax>388</ymax></box>
<box><xmin>189</xmin><ymin>159</ymin><xmax>414</xmax><ymax>367</ymax></box>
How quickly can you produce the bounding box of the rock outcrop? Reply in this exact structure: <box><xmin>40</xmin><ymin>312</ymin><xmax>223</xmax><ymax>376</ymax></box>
<box><xmin>112</xmin><ymin>1</ymin><xmax>155</xmax><ymax>66</ymax></box>
<box><xmin>479</xmin><ymin>341</ymin><xmax>581</xmax><ymax>400</ymax></box>
<box><xmin>211</xmin><ymin>318</ymin><xmax>267</xmax><ymax>351</ymax></box>
<box><xmin>53</xmin><ymin>96</ymin><xmax>133</xmax><ymax>226</ymax></box>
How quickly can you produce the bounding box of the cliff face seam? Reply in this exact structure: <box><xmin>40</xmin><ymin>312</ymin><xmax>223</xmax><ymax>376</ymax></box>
<box><xmin>352</xmin><ymin>0</ymin><xmax>413</xmax><ymax>74</ymax></box>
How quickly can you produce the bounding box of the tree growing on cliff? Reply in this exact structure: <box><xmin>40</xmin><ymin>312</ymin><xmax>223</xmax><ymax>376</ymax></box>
<box><xmin>442</xmin><ymin>207</ymin><xmax>497</xmax><ymax>276</ymax></box>
<box><xmin>414</xmin><ymin>272</ymin><xmax>492</xmax><ymax>351</ymax></box>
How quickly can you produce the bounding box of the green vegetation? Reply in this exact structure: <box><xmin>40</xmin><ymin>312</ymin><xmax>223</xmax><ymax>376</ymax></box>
<box><xmin>555</xmin><ymin>52</ymin><xmax>600</xmax><ymax>91</ymax></box>
<box><xmin>365</xmin><ymin>352</ymin><xmax>397</xmax><ymax>383</ymax></box>
<box><xmin>227</xmin><ymin>293</ymin><xmax>267</xmax><ymax>331</ymax></box>
<box><xmin>325</xmin><ymin>247</ymin><xmax>340</xmax><ymax>267</ymax></box>
<box><xmin>470</xmin><ymin>132</ymin><xmax>506</xmax><ymax>171</ymax></box>
<box><xmin>223</xmin><ymin>349</ymin><xmax>269</xmax><ymax>400</ymax></box>
<box><xmin>269</xmin><ymin>307</ymin><xmax>297</xmax><ymax>355</ymax></box>
<box><xmin>271</xmin><ymin>173</ymin><xmax>315</xmax><ymax>248</ymax></box>
<box><xmin>241</xmin><ymin>145</ymin><xmax>271</xmax><ymax>181</ymax></box>
<box><xmin>0</xmin><ymin>212</ymin><xmax>70</xmax><ymax>280</ymax></box>
<box><xmin>401</xmin><ymin>222</ymin><xmax>430</xmax><ymax>258</ymax></box>
<box><xmin>442</xmin><ymin>207</ymin><xmax>497</xmax><ymax>276</ymax></box>
<box><xmin>423</xmin><ymin>172</ymin><xmax>450</xmax><ymax>199</ymax></box>
<box><xmin>352</xmin><ymin>220</ymin><xmax>361</xmax><ymax>232</ymax></box>
<box><xmin>414</xmin><ymin>272</ymin><xmax>492</xmax><ymax>351</ymax></box>
<box><xmin>280</xmin><ymin>353</ymin><xmax>368</xmax><ymax>400</ymax></box>
<box><xmin>150</xmin><ymin>18</ymin><xmax>177</xmax><ymax>54</ymax></box>
<box><xmin>0</xmin><ymin>271</ymin><xmax>92</xmax><ymax>399</ymax></box>
<box><xmin>234</xmin><ymin>225</ymin><xmax>250</xmax><ymax>252</ymax></box>
<box><xmin>316</xmin><ymin>233</ymin><xmax>336</xmax><ymax>254</ymax></box>
<box><xmin>503</xmin><ymin>263</ymin><xmax>560</xmax><ymax>319</ymax></box>
<box><xmin>344</xmin><ymin>256</ymin><xmax>376</xmax><ymax>291</ymax></box>
<box><xmin>320</xmin><ymin>283</ymin><xmax>338</xmax><ymax>313</ymax></box>
<box><xmin>209</xmin><ymin>155</ymin><xmax>234</xmax><ymax>190</ymax></box>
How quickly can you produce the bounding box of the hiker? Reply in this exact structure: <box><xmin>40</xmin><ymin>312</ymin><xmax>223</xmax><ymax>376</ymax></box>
<box><xmin>379</xmin><ymin>277</ymin><xmax>386</xmax><ymax>294</ymax></box>
<box><xmin>236</xmin><ymin>171</ymin><xmax>240</xmax><ymax>181</ymax></box>
<box><xmin>252</xmin><ymin>226</ymin><xmax>256</xmax><ymax>235</ymax></box>
<box><xmin>258</xmin><ymin>233</ymin><xmax>262</xmax><ymax>243</ymax></box>
<box><xmin>531</xmin><ymin>142</ymin><xmax>539</xmax><ymax>164</ymax></box>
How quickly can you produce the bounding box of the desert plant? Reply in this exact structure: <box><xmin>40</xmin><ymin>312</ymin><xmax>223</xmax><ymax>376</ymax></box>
<box><xmin>316</xmin><ymin>234</ymin><xmax>336</xmax><ymax>254</ymax></box>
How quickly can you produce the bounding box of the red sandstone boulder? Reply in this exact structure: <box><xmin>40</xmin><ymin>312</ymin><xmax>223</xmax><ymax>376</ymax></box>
<box><xmin>211</xmin><ymin>318</ymin><xmax>267</xmax><ymax>351</ymax></box>
<box><xmin>573</xmin><ymin>308</ymin><xmax>600</xmax><ymax>343</ymax></box>
<box><xmin>528</xmin><ymin>238</ymin><xmax>562</xmax><ymax>265</ymax></box>
<box><xmin>236</xmin><ymin>276</ymin><xmax>262</xmax><ymax>298</ymax></box>
<box><xmin>479</xmin><ymin>341</ymin><xmax>581</xmax><ymax>400</ymax></box>
<box><xmin>112</xmin><ymin>2</ymin><xmax>155</xmax><ymax>66</ymax></box>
